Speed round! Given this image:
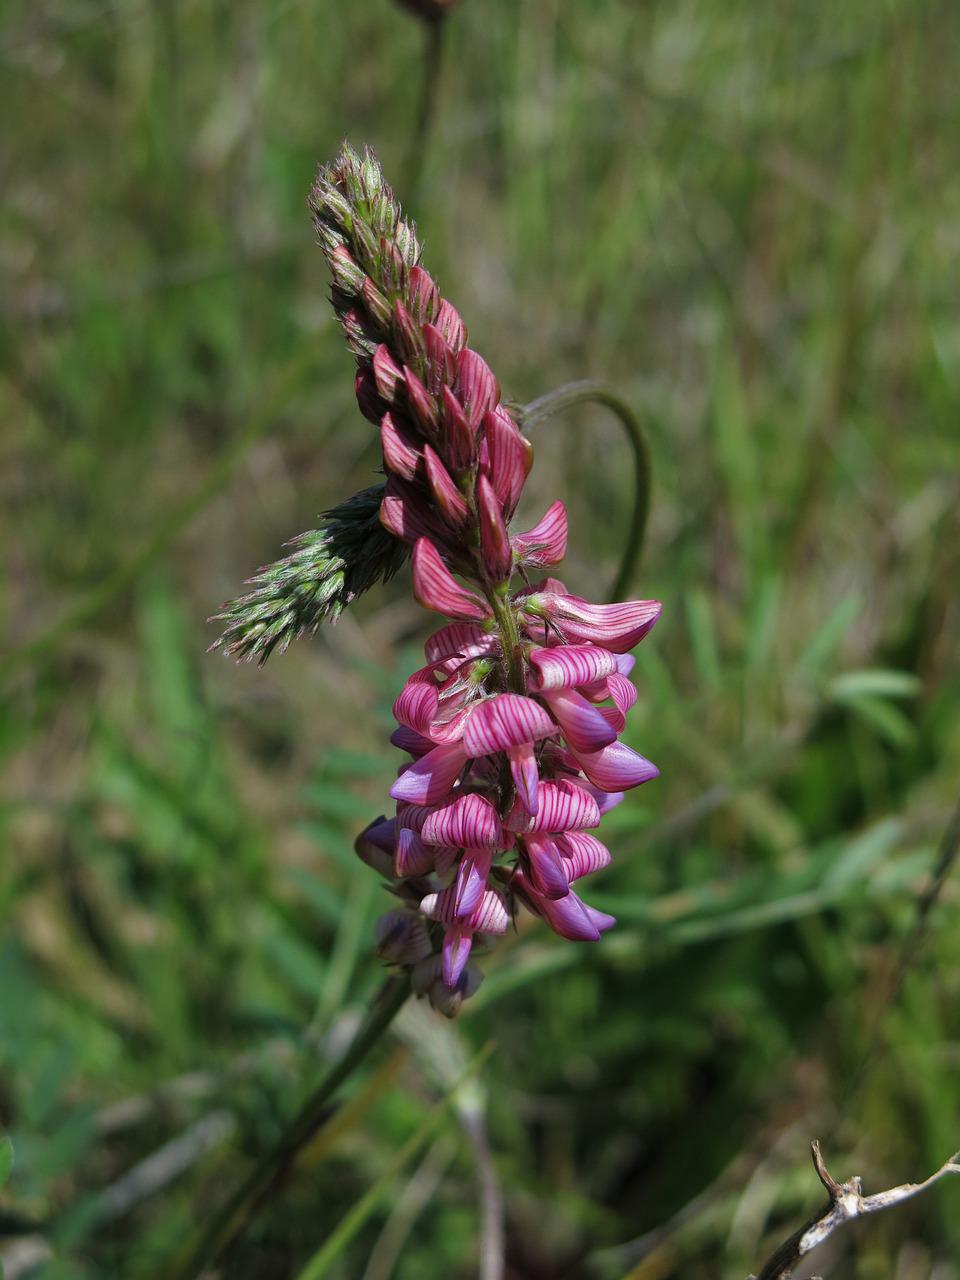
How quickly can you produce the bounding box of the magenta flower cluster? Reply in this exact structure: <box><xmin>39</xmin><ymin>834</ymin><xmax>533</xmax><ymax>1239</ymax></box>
<box><xmin>303</xmin><ymin>145</ymin><xmax>662</xmax><ymax>1015</ymax></box>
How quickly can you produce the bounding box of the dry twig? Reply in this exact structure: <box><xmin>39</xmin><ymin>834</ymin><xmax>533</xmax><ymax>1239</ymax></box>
<box><xmin>749</xmin><ymin>1141</ymin><xmax>960</xmax><ymax>1279</ymax></box>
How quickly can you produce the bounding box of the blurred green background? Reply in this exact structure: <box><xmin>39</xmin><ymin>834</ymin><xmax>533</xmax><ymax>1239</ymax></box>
<box><xmin>2</xmin><ymin>0</ymin><xmax>959</xmax><ymax>1276</ymax></box>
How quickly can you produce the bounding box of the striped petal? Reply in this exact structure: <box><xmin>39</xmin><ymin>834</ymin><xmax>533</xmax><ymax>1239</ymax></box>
<box><xmin>393</xmin><ymin>669</ymin><xmax>440</xmax><ymax>734</ymax></box>
<box><xmin>421</xmin><ymin>886</ymin><xmax>510</xmax><ymax>935</ymax></box>
<box><xmin>511</xmin><ymin>500</ymin><xmax>568</xmax><ymax>568</ymax></box>
<box><xmin>380</xmin><ymin>411</ymin><xmax>422</xmax><ymax>481</ymax></box>
<box><xmin>480</xmin><ymin>408</ymin><xmax>531</xmax><ymax>517</ymax></box>
<box><xmin>454</xmin><ymin>848</ymin><xmax>493</xmax><ymax>918</ymax></box>
<box><xmin>380</xmin><ymin>476</ymin><xmax>448</xmax><ymax>546</ymax></box>
<box><xmin>507</xmin><ymin>742</ymin><xmax>540</xmax><ymax>816</ymax></box>
<box><xmin>541</xmin><ymin>687</ymin><xmax>618</xmax><ymax>753</ymax></box>
<box><xmin>529</xmin><ymin>644</ymin><xmax>618</xmax><ymax>691</ymax></box>
<box><xmin>421</xmin><ymin>793</ymin><xmax>503</xmax><ymax>848</ymax></box>
<box><xmin>462</xmin><ymin>693</ymin><xmax>556</xmax><ymax>756</ymax></box>
<box><xmin>394</xmin><ymin>827</ymin><xmax>436</xmax><ymax>878</ymax></box>
<box><xmin>476</xmin><ymin>474</ymin><xmax>512</xmax><ymax>581</ymax></box>
<box><xmin>390</xmin><ymin>741</ymin><xmax>468</xmax><ymax>804</ymax></box>
<box><xmin>456</xmin><ymin>349</ymin><xmax>500</xmax><ymax>428</ymax></box>
<box><xmin>505</xmin><ymin>779</ymin><xmax>600</xmax><ymax>833</ymax></box>
<box><xmin>424</xmin><ymin>444</ymin><xmax>470</xmax><ymax>527</ymax></box>
<box><xmin>569</xmin><ymin>740</ymin><xmax>659</xmax><ymax>791</ymax></box>
<box><xmin>411</xmin><ymin>538</ymin><xmax>491</xmax><ymax>621</ymax></box>
<box><xmin>521</xmin><ymin>594</ymin><xmax>662</xmax><ymax>653</ymax></box>
<box><xmin>442</xmin><ymin>928</ymin><xmax>473</xmax><ymax>987</ymax></box>
<box><xmin>556</xmin><ymin>831</ymin><xmax>612</xmax><ymax>880</ymax></box>
<box><xmin>424</xmin><ymin>622</ymin><xmax>498</xmax><ymax>664</ymax></box>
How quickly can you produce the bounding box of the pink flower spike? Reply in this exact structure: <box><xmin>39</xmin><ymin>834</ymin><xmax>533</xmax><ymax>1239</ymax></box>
<box><xmin>394</xmin><ymin>827</ymin><xmax>436</xmax><ymax>878</ymax></box>
<box><xmin>424</xmin><ymin>622</ymin><xmax>498</xmax><ymax>663</ymax></box>
<box><xmin>523</xmin><ymin>833</ymin><xmax>570</xmax><ymax>900</ymax></box>
<box><xmin>505</xmin><ymin>778</ymin><xmax>600</xmax><ymax>833</ymax></box>
<box><xmin>556</xmin><ymin>831</ymin><xmax>612</xmax><ymax>880</ymax></box>
<box><xmin>512</xmin><ymin>500</ymin><xmax>568</xmax><ymax>568</ymax></box>
<box><xmin>529</xmin><ymin>643</ymin><xmax>618</xmax><ymax>691</ymax></box>
<box><xmin>481</xmin><ymin>409</ymin><xmax>530</xmax><ymax>517</ymax></box>
<box><xmin>541</xmin><ymin>687</ymin><xmax>619</xmax><ymax>753</ymax></box>
<box><xmin>476</xmin><ymin>474</ymin><xmax>512</xmax><ymax>582</ymax></box>
<box><xmin>380</xmin><ymin>476</ymin><xmax>448</xmax><ymax>546</ymax></box>
<box><xmin>421</xmin><ymin>793</ymin><xmax>503</xmax><ymax>848</ymax></box>
<box><xmin>403</xmin><ymin>367</ymin><xmax>438</xmax><ymax>434</ymax></box>
<box><xmin>389</xmin><ymin>740</ymin><xmax>467</xmax><ymax>804</ymax></box>
<box><xmin>462</xmin><ymin>693</ymin><xmax>556</xmax><ymax>757</ymax></box>
<box><xmin>569</xmin><ymin>740</ymin><xmax>659</xmax><ymax>792</ymax></box>
<box><xmin>424</xmin><ymin>445</ymin><xmax>470</xmax><ymax>527</ymax></box>
<box><xmin>456</xmin><ymin>349</ymin><xmax>500</xmax><ymax>427</ymax></box>
<box><xmin>508</xmin><ymin>742</ymin><xmax>540</xmax><ymax>816</ymax></box>
<box><xmin>411</xmin><ymin>539</ymin><xmax>491</xmax><ymax>621</ymax></box>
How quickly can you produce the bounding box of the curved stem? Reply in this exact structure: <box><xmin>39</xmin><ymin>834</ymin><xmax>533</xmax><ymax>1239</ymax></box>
<box><xmin>404</xmin><ymin>17</ymin><xmax>446</xmax><ymax>206</ymax></box>
<box><xmin>173</xmin><ymin>974</ymin><xmax>411</xmax><ymax>1280</ymax></box>
<box><xmin>486</xmin><ymin>582</ymin><xmax>526</xmax><ymax>694</ymax></box>
<box><xmin>519</xmin><ymin>380</ymin><xmax>653</xmax><ymax>601</ymax></box>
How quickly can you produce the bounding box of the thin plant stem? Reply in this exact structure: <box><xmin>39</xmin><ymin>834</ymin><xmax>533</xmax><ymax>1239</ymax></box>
<box><xmin>519</xmin><ymin>380</ymin><xmax>653</xmax><ymax>600</ymax></box>
<box><xmin>404</xmin><ymin>17</ymin><xmax>446</xmax><ymax>205</ymax></box>
<box><xmin>173</xmin><ymin>974</ymin><xmax>411</xmax><ymax>1280</ymax></box>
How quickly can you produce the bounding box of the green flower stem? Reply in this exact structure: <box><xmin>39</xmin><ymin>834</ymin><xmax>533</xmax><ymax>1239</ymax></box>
<box><xmin>174</xmin><ymin>974</ymin><xmax>411</xmax><ymax>1280</ymax></box>
<box><xmin>519</xmin><ymin>380</ymin><xmax>653</xmax><ymax>601</ymax></box>
<box><xmin>486</xmin><ymin>581</ymin><xmax>526</xmax><ymax>694</ymax></box>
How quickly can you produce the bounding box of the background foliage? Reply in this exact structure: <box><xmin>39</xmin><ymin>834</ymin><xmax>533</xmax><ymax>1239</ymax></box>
<box><xmin>2</xmin><ymin>0</ymin><xmax>959</xmax><ymax>1276</ymax></box>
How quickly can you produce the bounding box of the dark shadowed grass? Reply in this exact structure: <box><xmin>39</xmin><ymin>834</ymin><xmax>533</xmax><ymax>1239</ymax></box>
<box><xmin>1</xmin><ymin>0</ymin><xmax>959</xmax><ymax>1276</ymax></box>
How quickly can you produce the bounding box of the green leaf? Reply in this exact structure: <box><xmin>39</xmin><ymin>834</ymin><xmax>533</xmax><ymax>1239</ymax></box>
<box><xmin>836</xmin><ymin>693</ymin><xmax>916</xmax><ymax>747</ymax></box>
<box><xmin>0</xmin><ymin>1136</ymin><xmax>13</xmax><ymax>1190</ymax></box>
<box><xmin>828</xmin><ymin>668</ymin><xmax>922</xmax><ymax>701</ymax></box>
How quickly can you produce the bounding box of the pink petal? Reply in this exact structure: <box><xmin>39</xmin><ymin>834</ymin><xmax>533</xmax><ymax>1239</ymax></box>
<box><xmin>421</xmin><ymin>793</ymin><xmax>503</xmax><ymax>849</ymax></box>
<box><xmin>442</xmin><ymin>927</ymin><xmax>473</xmax><ymax>987</ymax></box>
<box><xmin>372</xmin><ymin>344</ymin><xmax>403</xmax><ymax>402</ymax></box>
<box><xmin>424</xmin><ymin>622</ymin><xmax>498</xmax><ymax>663</ymax></box>
<box><xmin>511</xmin><ymin>500</ymin><xmax>568</xmax><ymax>568</ymax></box>
<box><xmin>380</xmin><ymin>476</ymin><xmax>448</xmax><ymax>546</ymax></box>
<box><xmin>456</xmin><ymin>349</ymin><xmax>500</xmax><ymax>428</ymax></box>
<box><xmin>568</xmin><ymin>740</ymin><xmax>659</xmax><ymax>791</ymax></box>
<box><xmin>470</xmin><ymin>888</ymin><xmax>510</xmax><ymax>934</ymax></box>
<box><xmin>462</xmin><ymin>693</ymin><xmax>556</xmax><ymax>756</ymax></box>
<box><xmin>440</xmin><ymin>385</ymin><xmax>476</xmax><ymax>472</ymax></box>
<box><xmin>529</xmin><ymin>644</ymin><xmax>618</xmax><ymax>691</ymax></box>
<box><xmin>355</xmin><ymin>369</ymin><xmax>385</xmax><ymax>424</ymax></box>
<box><xmin>476</xmin><ymin>474</ymin><xmax>512</xmax><ymax>581</ymax></box>
<box><xmin>389</xmin><ymin>725</ymin><xmax>434</xmax><ymax>756</ymax></box>
<box><xmin>434</xmin><ymin>300</ymin><xmax>467</xmax><ymax>354</ymax></box>
<box><xmin>403</xmin><ymin>367</ymin><xmax>438</xmax><ymax>434</ymax></box>
<box><xmin>505</xmin><ymin>778</ymin><xmax>600</xmax><ymax>833</ymax></box>
<box><xmin>556</xmin><ymin>831</ymin><xmax>612</xmax><ymax>880</ymax></box>
<box><xmin>521</xmin><ymin>595</ymin><xmax>662</xmax><ymax>653</ymax></box>
<box><xmin>389</xmin><ymin>741</ymin><xmax>468</xmax><ymax>804</ymax></box>
<box><xmin>523</xmin><ymin>833</ymin><xmax>570</xmax><ymax>899</ymax></box>
<box><xmin>424</xmin><ymin>444</ymin><xmax>469</xmax><ymax>527</ymax></box>
<box><xmin>421</xmin><ymin>886</ymin><xmax>509</xmax><ymax>935</ymax></box>
<box><xmin>515</xmin><ymin>876</ymin><xmax>614</xmax><ymax>941</ymax></box>
<box><xmin>422</xmin><ymin>323</ymin><xmax>457</xmax><ymax>391</ymax></box>
<box><xmin>541</xmin><ymin>687</ymin><xmax>618</xmax><ymax>753</ymax></box>
<box><xmin>411</xmin><ymin>538</ymin><xmax>491</xmax><ymax>621</ymax></box>
<box><xmin>393</xmin><ymin>669</ymin><xmax>440</xmax><ymax>734</ymax></box>
<box><xmin>407</xmin><ymin>266</ymin><xmax>440</xmax><ymax>325</ymax></box>
<box><xmin>380</xmin><ymin>412</ymin><xmax>423</xmax><ymax>481</ymax></box>
<box><xmin>454</xmin><ymin>848</ymin><xmax>493</xmax><ymax>918</ymax></box>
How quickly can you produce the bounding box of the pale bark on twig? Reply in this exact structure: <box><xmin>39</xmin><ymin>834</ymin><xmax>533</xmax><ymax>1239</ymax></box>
<box><xmin>749</xmin><ymin>1141</ymin><xmax>960</xmax><ymax>1279</ymax></box>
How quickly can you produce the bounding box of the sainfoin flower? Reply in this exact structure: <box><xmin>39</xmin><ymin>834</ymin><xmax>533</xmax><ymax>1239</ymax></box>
<box><xmin>305</xmin><ymin>145</ymin><xmax>662</xmax><ymax>1015</ymax></box>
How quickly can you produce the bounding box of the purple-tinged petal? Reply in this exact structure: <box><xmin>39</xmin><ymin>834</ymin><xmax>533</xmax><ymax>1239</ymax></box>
<box><xmin>454</xmin><ymin>848</ymin><xmax>493</xmax><ymax>918</ymax></box>
<box><xmin>511</xmin><ymin>500</ymin><xmax>568</xmax><ymax>568</ymax></box>
<box><xmin>529</xmin><ymin>644</ymin><xmax>618</xmax><ymax>691</ymax></box>
<box><xmin>442</xmin><ymin>927</ymin><xmax>473</xmax><ymax>987</ymax></box>
<box><xmin>440</xmin><ymin>384</ymin><xmax>476</xmax><ymax>472</ymax></box>
<box><xmin>476</xmin><ymin>474</ymin><xmax>512</xmax><ymax>581</ymax></box>
<box><xmin>556</xmin><ymin>831</ymin><xmax>612</xmax><ymax>880</ymax></box>
<box><xmin>424</xmin><ymin>622</ymin><xmax>498</xmax><ymax>664</ymax></box>
<box><xmin>375</xmin><ymin>911</ymin><xmax>433</xmax><ymax>964</ymax></box>
<box><xmin>390</xmin><ymin>741</ymin><xmax>467</xmax><ymax>804</ymax></box>
<box><xmin>505</xmin><ymin>778</ymin><xmax>601</xmax><ymax>833</ymax></box>
<box><xmin>390</xmin><ymin>725</ymin><xmax>434</xmax><ymax>756</ymax></box>
<box><xmin>514</xmin><ymin>876</ymin><xmax>608</xmax><ymax>941</ymax></box>
<box><xmin>355</xmin><ymin>369</ymin><xmax>385</xmax><ymax>425</ymax></box>
<box><xmin>396</xmin><ymin>802</ymin><xmax>436</xmax><ymax>832</ymax></box>
<box><xmin>372</xmin><ymin>343</ymin><xmax>403</xmax><ymax>402</ymax></box>
<box><xmin>569</xmin><ymin>740</ymin><xmax>659</xmax><ymax>791</ymax></box>
<box><xmin>411</xmin><ymin>538</ymin><xmax>491</xmax><ymax>621</ymax></box>
<box><xmin>394</xmin><ymin>828</ymin><xmax>436</xmax><ymax>878</ymax></box>
<box><xmin>523</xmin><ymin>833</ymin><xmax>570</xmax><ymax>900</ymax></box>
<box><xmin>541</xmin><ymin>687</ymin><xmax>618</xmax><ymax>753</ymax></box>
<box><xmin>421</xmin><ymin>793</ymin><xmax>503</xmax><ymax>848</ymax></box>
<box><xmin>354</xmin><ymin>817</ymin><xmax>395</xmax><ymax>877</ymax></box>
<box><xmin>421</xmin><ymin>885</ymin><xmax>509</xmax><ymax>935</ymax></box>
<box><xmin>391</xmin><ymin>300</ymin><xmax>423</xmax><ymax>365</ymax></box>
<box><xmin>456</xmin><ymin>349</ymin><xmax>500</xmax><ymax>428</ymax></box>
<box><xmin>507</xmin><ymin>742</ymin><xmax>540</xmax><ymax>816</ymax></box>
<box><xmin>480</xmin><ymin>409</ymin><xmax>531</xmax><ymax>517</ymax></box>
<box><xmin>424</xmin><ymin>445</ymin><xmax>470</xmax><ymax>527</ymax></box>
<box><xmin>462</xmin><ymin>693</ymin><xmax>556</xmax><ymax>756</ymax></box>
